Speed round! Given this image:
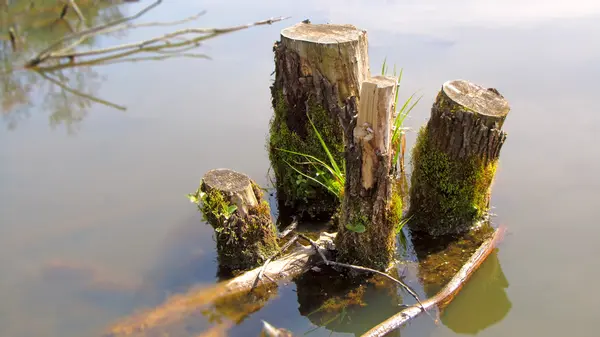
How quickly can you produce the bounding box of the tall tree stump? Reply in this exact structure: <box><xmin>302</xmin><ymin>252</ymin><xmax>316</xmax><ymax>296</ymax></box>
<box><xmin>408</xmin><ymin>80</ymin><xmax>510</xmax><ymax>236</ymax></box>
<box><xmin>268</xmin><ymin>22</ymin><xmax>370</xmax><ymax>219</ymax></box>
<box><xmin>190</xmin><ymin>169</ymin><xmax>279</xmax><ymax>273</ymax></box>
<box><xmin>335</xmin><ymin>76</ymin><xmax>403</xmax><ymax>271</ymax></box>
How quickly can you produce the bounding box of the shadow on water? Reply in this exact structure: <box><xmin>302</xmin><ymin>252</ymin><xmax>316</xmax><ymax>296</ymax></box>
<box><xmin>294</xmin><ymin>268</ymin><xmax>402</xmax><ymax>337</ymax></box>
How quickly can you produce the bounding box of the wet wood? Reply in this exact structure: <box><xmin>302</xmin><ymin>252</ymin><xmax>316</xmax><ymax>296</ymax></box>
<box><xmin>360</xmin><ymin>226</ymin><xmax>506</xmax><ymax>337</ymax></box>
<box><xmin>335</xmin><ymin>76</ymin><xmax>399</xmax><ymax>270</ymax></box>
<box><xmin>199</xmin><ymin>168</ymin><xmax>279</xmax><ymax>273</ymax></box>
<box><xmin>408</xmin><ymin>80</ymin><xmax>511</xmax><ymax>235</ymax></box>
<box><xmin>106</xmin><ymin>233</ymin><xmax>336</xmax><ymax>336</ymax></box>
<box><xmin>202</xmin><ymin>168</ymin><xmax>258</xmax><ymax>218</ymax></box>
<box><xmin>269</xmin><ymin>22</ymin><xmax>370</xmax><ymax>218</ymax></box>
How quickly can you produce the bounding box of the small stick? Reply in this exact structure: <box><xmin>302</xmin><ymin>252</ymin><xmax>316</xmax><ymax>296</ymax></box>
<box><xmin>297</xmin><ymin>234</ymin><xmax>433</xmax><ymax>322</ymax></box>
<box><xmin>67</xmin><ymin>0</ymin><xmax>86</xmax><ymax>23</ymax></box>
<box><xmin>278</xmin><ymin>216</ymin><xmax>298</xmax><ymax>238</ymax></box>
<box><xmin>252</xmin><ymin>234</ymin><xmax>299</xmax><ymax>290</ymax></box>
<box><xmin>8</xmin><ymin>27</ymin><xmax>17</xmax><ymax>51</ymax></box>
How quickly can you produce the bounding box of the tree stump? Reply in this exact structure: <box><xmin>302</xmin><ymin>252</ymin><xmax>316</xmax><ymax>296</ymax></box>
<box><xmin>335</xmin><ymin>76</ymin><xmax>403</xmax><ymax>271</ymax></box>
<box><xmin>268</xmin><ymin>22</ymin><xmax>370</xmax><ymax>219</ymax></box>
<box><xmin>192</xmin><ymin>169</ymin><xmax>279</xmax><ymax>273</ymax></box>
<box><xmin>408</xmin><ymin>80</ymin><xmax>511</xmax><ymax>236</ymax></box>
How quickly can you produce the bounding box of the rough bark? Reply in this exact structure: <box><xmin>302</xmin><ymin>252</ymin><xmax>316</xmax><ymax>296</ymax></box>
<box><xmin>408</xmin><ymin>80</ymin><xmax>511</xmax><ymax>236</ymax></box>
<box><xmin>268</xmin><ymin>22</ymin><xmax>370</xmax><ymax>219</ymax></box>
<box><xmin>335</xmin><ymin>76</ymin><xmax>400</xmax><ymax>271</ymax></box>
<box><xmin>198</xmin><ymin>168</ymin><xmax>279</xmax><ymax>272</ymax></box>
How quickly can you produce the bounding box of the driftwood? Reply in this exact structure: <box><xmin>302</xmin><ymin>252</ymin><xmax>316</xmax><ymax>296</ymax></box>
<box><xmin>360</xmin><ymin>226</ymin><xmax>506</xmax><ymax>337</ymax></box>
<box><xmin>106</xmin><ymin>232</ymin><xmax>336</xmax><ymax>336</ymax></box>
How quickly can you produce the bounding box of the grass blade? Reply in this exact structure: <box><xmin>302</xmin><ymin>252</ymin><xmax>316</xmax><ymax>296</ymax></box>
<box><xmin>306</xmin><ymin>113</ymin><xmax>342</xmax><ymax>177</ymax></box>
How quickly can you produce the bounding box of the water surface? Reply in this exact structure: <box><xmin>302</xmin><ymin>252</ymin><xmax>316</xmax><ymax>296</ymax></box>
<box><xmin>1</xmin><ymin>1</ymin><xmax>599</xmax><ymax>336</ymax></box>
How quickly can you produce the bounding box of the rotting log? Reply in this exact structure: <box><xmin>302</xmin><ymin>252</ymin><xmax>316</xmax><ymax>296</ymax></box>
<box><xmin>268</xmin><ymin>22</ymin><xmax>370</xmax><ymax>219</ymax></box>
<box><xmin>408</xmin><ymin>80</ymin><xmax>511</xmax><ymax>236</ymax></box>
<box><xmin>192</xmin><ymin>168</ymin><xmax>279</xmax><ymax>273</ymax></box>
<box><xmin>360</xmin><ymin>226</ymin><xmax>506</xmax><ymax>337</ymax></box>
<box><xmin>106</xmin><ymin>233</ymin><xmax>336</xmax><ymax>337</ymax></box>
<box><xmin>335</xmin><ymin>76</ymin><xmax>403</xmax><ymax>271</ymax></box>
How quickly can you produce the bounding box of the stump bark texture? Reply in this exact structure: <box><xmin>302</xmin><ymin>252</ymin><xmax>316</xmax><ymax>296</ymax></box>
<box><xmin>335</xmin><ymin>76</ymin><xmax>402</xmax><ymax>271</ymax></box>
<box><xmin>269</xmin><ymin>22</ymin><xmax>370</xmax><ymax>219</ymax></box>
<box><xmin>408</xmin><ymin>80</ymin><xmax>510</xmax><ymax>236</ymax></box>
<box><xmin>199</xmin><ymin>169</ymin><xmax>279</xmax><ymax>272</ymax></box>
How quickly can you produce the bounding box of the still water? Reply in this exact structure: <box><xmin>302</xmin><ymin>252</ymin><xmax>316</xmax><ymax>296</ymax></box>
<box><xmin>1</xmin><ymin>1</ymin><xmax>599</xmax><ymax>336</ymax></box>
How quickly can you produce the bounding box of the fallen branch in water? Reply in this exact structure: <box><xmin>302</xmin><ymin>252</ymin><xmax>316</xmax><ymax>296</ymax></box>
<box><xmin>278</xmin><ymin>216</ymin><xmax>298</xmax><ymax>239</ymax></box>
<box><xmin>252</xmin><ymin>234</ymin><xmax>299</xmax><ymax>290</ymax></box>
<box><xmin>25</xmin><ymin>0</ymin><xmax>289</xmax><ymax>69</ymax></box>
<box><xmin>67</xmin><ymin>0</ymin><xmax>85</xmax><ymax>23</ymax></box>
<box><xmin>106</xmin><ymin>232</ymin><xmax>336</xmax><ymax>336</ymax></box>
<box><xmin>297</xmin><ymin>234</ymin><xmax>434</xmax><ymax>322</ymax></box>
<box><xmin>360</xmin><ymin>226</ymin><xmax>506</xmax><ymax>337</ymax></box>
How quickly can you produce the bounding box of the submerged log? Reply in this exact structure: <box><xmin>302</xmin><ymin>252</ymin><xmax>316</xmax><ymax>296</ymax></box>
<box><xmin>106</xmin><ymin>233</ymin><xmax>336</xmax><ymax>336</ymax></box>
<box><xmin>194</xmin><ymin>168</ymin><xmax>279</xmax><ymax>272</ymax></box>
<box><xmin>335</xmin><ymin>76</ymin><xmax>403</xmax><ymax>270</ymax></box>
<box><xmin>269</xmin><ymin>22</ymin><xmax>370</xmax><ymax>219</ymax></box>
<box><xmin>408</xmin><ymin>80</ymin><xmax>510</xmax><ymax>236</ymax></box>
<box><xmin>361</xmin><ymin>226</ymin><xmax>506</xmax><ymax>337</ymax></box>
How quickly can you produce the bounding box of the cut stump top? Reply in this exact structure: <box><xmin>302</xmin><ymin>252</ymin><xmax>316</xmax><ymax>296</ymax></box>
<box><xmin>202</xmin><ymin>169</ymin><xmax>252</xmax><ymax>194</ymax></box>
<box><xmin>443</xmin><ymin>80</ymin><xmax>510</xmax><ymax>119</ymax></box>
<box><xmin>281</xmin><ymin>23</ymin><xmax>365</xmax><ymax>44</ymax></box>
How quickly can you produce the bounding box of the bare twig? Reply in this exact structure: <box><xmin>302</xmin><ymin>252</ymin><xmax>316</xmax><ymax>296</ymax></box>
<box><xmin>297</xmin><ymin>233</ymin><xmax>433</xmax><ymax>322</ymax></box>
<box><xmin>26</xmin><ymin>8</ymin><xmax>289</xmax><ymax>69</ymax></box>
<box><xmin>278</xmin><ymin>216</ymin><xmax>298</xmax><ymax>239</ymax></box>
<box><xmin>67</xmin><ymin>0</ymin><xmax>85</xmax><ymax>23</ymax></box>
<box><xmin>28</xmin><ymin>0</ymin><xmax>164</xmax><ymax>67</ymax></box>
<box><xmin>252</xmin><ymin>234</ymin><xmax>299</xmax><ymax>290</ymax></box>
<box><xmin>36</xmin><ymin>71</ymin><xmax>127</xmax><ymax>110</ymax></box>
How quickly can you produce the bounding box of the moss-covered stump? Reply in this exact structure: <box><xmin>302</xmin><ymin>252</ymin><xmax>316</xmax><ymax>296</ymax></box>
<box><xmin>335</xmin><ymin>76</ymin><xmax>402</xmax><ymax>271</ymax></box>
<box><xmin>268</xmin><ymin>22</ymin><xmax>370</xmax><ymax>219</ymax></box>
<box><xmin>191</xmin><ymin>168</ymin><xmax>279</xmax><ymax>273</ymax></box>
<box><xmin>408</xmin><ymin>80</ymin><xmax>511</xmax><ymax>236</ymax></box>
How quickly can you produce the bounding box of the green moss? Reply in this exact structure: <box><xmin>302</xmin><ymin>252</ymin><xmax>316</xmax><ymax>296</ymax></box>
<box><xmin>413</xmin><ymin>223</ymin><xmax>495</xmax><ymax>295</ymax></box>
<box><xmin>268</xmin><ymin>90</ymin><xmax>345</xmax><ymax>218</ymax></box>
<box><xmin>389</xmin><ymin>179</ymin><xmax>404</xmax><ymax>233</ymax></box>
<box><xmin>196</xmin><ymin>185</ymin><xmax>279</xmax><ymax>273</ymax></box>
<box><xmin>408</xmin><ymin>127</ymin><xmax>497</xmax><ymax>235</ymax></box>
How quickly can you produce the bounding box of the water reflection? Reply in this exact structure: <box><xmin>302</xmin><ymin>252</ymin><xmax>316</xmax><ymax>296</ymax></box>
<box><xmin>440</xmin><ymin>249</ymin><xmax>511</xmax><ymax>334</ymax></box>
<box><xmin>1</xmin><ymin>0</ymin><xmax>127</xmax><ymax>131</ymax></box>
<box><xmin>295</xmin><ymin>268</ymin><xmax>402</xmax><ymax>337</ymax></box>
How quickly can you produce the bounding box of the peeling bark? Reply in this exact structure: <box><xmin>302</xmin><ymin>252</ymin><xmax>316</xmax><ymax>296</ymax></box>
<box><xmin>335</xmin><ymin>76</ymin><xmax>399</xmax><ymax>271</ymax></box>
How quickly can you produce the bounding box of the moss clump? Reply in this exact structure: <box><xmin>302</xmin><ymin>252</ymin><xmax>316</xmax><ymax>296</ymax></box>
<box><xmin>408</xmin><ymin>127</ymin><xmax>497</xmax><ymax>235</ymax></box>
<box><xmin>268</xmin><ymin>90</ymin><xmax>344</xmax><ymax>219</ymax></box>
<box><xmin>197</xmin><ymin>185</ymin><xmax>279</xmax><ymax>273</ymax></box>
<box><xmin>389</xmin><ymin>178</ymin><xmax>404</xmax><ymax>233</ymax></box>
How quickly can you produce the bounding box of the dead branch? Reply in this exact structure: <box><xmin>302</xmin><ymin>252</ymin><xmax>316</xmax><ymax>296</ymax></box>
<box><xmin>360</xmin><ymin>226</ymin><xmax>506</xmax><ymax>337</ymax></box>
<box><xmin>297</xmin><ymin>234</ymin><xmax>432</xmax><ymax>321</ymax></box>
<box><xmin>106</xmin><ymin>232</ymin><xmax>336</xmax><ymax>336</ymax></box>
<box><xmin>278</xmin><ymin>216</ymin><xmax>298</xmax><ymax>238</ymax></box>
<box><xmin>36</xmin><ymin>70</ymin><xmax>126</xmax><ymax>110</ymax></box>
<box><xmin>252</xmin><ymin>234</ymin><xmax>299</xmax><ymax>290</ymax></box>
<box><xmin>25</xmin><ymin>0</ymin><xmax>289</xmax><ymax>69</ymax></box>
<box><xmin>29</xmin><ymin>15</ymin><xmax>289</xmax><ymax>69</ymax></box>
<box><xmin>67</xmin><ymin>0</ymin><xmax>85</xmax><ymax>23</ymax></box>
